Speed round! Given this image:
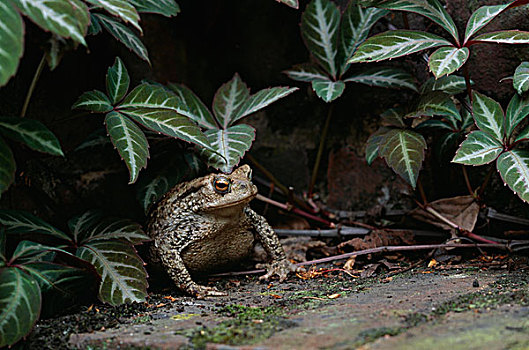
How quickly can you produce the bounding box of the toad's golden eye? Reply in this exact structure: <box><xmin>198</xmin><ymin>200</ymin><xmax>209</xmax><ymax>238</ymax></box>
<box><xmin>213</xmin><ymin>176</ymin><xmax>231</xmax><ymax>194</ymax></box>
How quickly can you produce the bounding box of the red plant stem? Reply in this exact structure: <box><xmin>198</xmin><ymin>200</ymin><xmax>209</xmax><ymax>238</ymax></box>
<box><xmin>210</xmin><ymin>243</ymin><xmax>506</xmax><ymax>277</ymax></box>
<box><xmin>255</xmin><ymin>194</ymin><xmax>334</xmax><ymax>227</ymax></box>
<box><xmin>309</xmin><ymin>104</ymin><xmax>334</xmax><ymax>198</ymax></box>
<box><xmin>461</xmin><ymin>165</ymin><xmax>474</xmax><ymax>196</ymax></box>
<box><xmin>463</xmin><ymin>64</ymin><xmax>473</xmax><ymax>103</ymax></box>
<box><xmin>402</xmin><ymin>13</ymin><xmax>410</xmax><ymax>29</ymax></box>
<box><xmin>478</xmin><ymin>166</ymin><xmax>495</xmax><ymax>198</ymax></box>
<box><xmin>417</xmin><ymin>179</ymin><xmax>428</xmax><ymax>206</ymax></box>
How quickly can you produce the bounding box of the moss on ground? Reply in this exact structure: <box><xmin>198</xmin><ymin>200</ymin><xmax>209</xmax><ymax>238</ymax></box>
<box><xmin>178</xmin><ymin>304</ymin><xmax>296</xmax><ymax>349</ymax></box>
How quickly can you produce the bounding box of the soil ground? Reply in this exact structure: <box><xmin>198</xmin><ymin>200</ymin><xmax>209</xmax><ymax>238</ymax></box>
<box><xmin>23</xmin><ymin>259</ymin><xmax>529</xmax><ymax>350</ymax></box>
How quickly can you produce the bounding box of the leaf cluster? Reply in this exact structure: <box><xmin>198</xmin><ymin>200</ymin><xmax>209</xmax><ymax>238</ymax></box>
<box><xmin>0</xmin><ymin>210</ymin><xmax>150</xmax><ymax>347</ymax></box>
<box><xmin>285</xmin><ymin>0</ymin><xmax>417</xmax><ymax>102</ymax></box>
<box><xmin>0</xmin><ymin>0</ymin><xmax>180</xmax><ymax>87</ymax></box>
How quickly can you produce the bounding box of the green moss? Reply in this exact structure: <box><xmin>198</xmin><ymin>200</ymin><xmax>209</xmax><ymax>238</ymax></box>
<box><xmin>178</xmin><ymin>304</ymin><xmax>295</xmax><ymax>348</ymax></box>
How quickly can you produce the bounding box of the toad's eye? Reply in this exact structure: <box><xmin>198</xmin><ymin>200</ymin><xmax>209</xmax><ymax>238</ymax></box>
<box><xmin>213</xmin><ymin>177</ymin><xmax>231</xmax><ymax>194</ymax></box>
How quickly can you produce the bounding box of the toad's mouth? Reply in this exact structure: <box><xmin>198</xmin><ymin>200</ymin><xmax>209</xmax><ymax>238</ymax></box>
<box><xmin>203</xmin><ymin>193</ymin><xmax>257</xmax><ymax>211</ymax></box>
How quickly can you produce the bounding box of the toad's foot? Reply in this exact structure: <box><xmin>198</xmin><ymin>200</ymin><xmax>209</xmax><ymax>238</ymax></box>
<box><xmin>257</xmin><ymin>259</ymin><xmax>302</xmax><ymax>282</ymax></box>
<box><xmin>187</xmin><ymin>283</ymin><xmax>227</xmax><ymax>299</ymax></box>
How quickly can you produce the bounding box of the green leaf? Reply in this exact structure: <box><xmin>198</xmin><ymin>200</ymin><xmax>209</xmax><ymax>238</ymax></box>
<box><xmin>428</xmin><ymin>47</ymin><xmax>469</xmax><ymax>78</ymax></box>
<box><xmin>94</xmin><ymin>13</ymin><xmax>149</xmax><ymax>63</ymax></box>
<box><xmin>420</xmin><ymin>75</ymin><xmax>469</xmax><ymax>95</ymax></box>
<box><xmin>301</xmin><ymin>0</ymin><xmax>340</xmax><ymax>78</ymax></box>
<box><xmin>234</xmin><ymin>87</ymin><xmax>298</xmax><ymax>122</ymax></box>
<box><xmin>311</xmin><ymin>79</ymin><xmax>345</xmax><ymax>102</ymax></box>
<box><xmin>85</xmin><ymin>0</ymin><xmax>141</xmax><ymax>33</ymax></box>
<box><xmin>88</xmin><ymin>13</ymin><xmax>102</xmax><ymax>35</ymax></box>
<box><xmin>20</xmin><ymin>262</ymin><xmax>90</xmax><ymax>297</ymax></box>
<box><xmin>497</xmin><ymin>150</ymin><xmax>529</xmax><ymax>203</ymax></box>
<box><xmin>414</xmin><ymin>91</ymin><xmax>461</xmax><ymax>122</ymax></box>
<box><xmin>414</xmin><ymin>119</ymin><xmax>454</xmax><ymax>131</ymax></box>
<box><xmin>365</xmin><ymin>127</ymin><xmax>390</xmax><ymax>165</ymax></box>
<box><xmin>380</xmin><ymin>108</ymin><xmax>405</xmax><ymax>127</ymax></box>
<box><xmin>339</xmin><ymin>4</ymin><xmax>388</xmax><ymax>75</ymax></box>
<box><xmin>72</xmin><ymin>214</ymin><xmax>149</xmax><ymax>245</ymax></box>
<box><xmin>0</xmin><ymin>1</ymin><xmax>24</xmax><ymax>87</ymax></box>
<box><xmin>0</xmin><ymin>268</ymin><xmax>41</xmax><ymax>347</ymax></box>
<box><xmin>0</xmin><ymin>137</ymin><xmax>15</xmax><ymax>196</ymax></box>
<box><xmin>505</xmin><ymin>94</ymin><xmax>529</xmax><ymax>138</ymax></box>
<box><xmin>137</xmin><ymin>176</ymin><xmax>169</xmax><ymax>214</ymax></box>
<box><xmin>0</xmin><ymin>117</ymin><xmax>64</xmax><ymax>156</ymax></box>
<box><xmin>0</xmin><ymin>209</ymin><xmax>70</xmax><ymax>241</ymax></box>
<box><xmin>201</xmin><ymin>124</ymin><xmax>255</xmax><ymax>173</ymax></box>
<box><xmin>452</xmin><ymin>131</ymin><xmax>503</xmax><ymax>165</ymax></box>
<box><xmin>472</xmin><ymin>91</ymin><xmax>505</xmax><ymax>142</ymax></box>
<box><xmin>76</xmin><ymin>240</ymin><xmax>147</xmax><ymax>305</ymax></box>
<box><xmin>278</xmin><ymin>0</ymin><xmax>298</xmax><ymax>8</ymax></box>
<box><xmin>10</xmin><ymin>240</ymin><xmax>65</xmax><ymax>263</ymax></box>
<box><xmin>349</xmin><ymin>30</ymin><xmax>452</xmax><ymax>63</ymax></box>
<box><xmin>379</xmin><ymin>129</ymin><xmax>426</xmax><ymax>188</ymax></box>
<box><xmin>122</xmin><ymin>108</ymin><xmax>211</xmax><ymax>150</ymax></box>
<box><xmin>344</xmin><ymin>67</ymin><xmax>417</xmax><ymax>91</ymax></box>
<box><xmin>12</xmin><ymin>0</ymin><xmax>88</xmax><ymax>45</ymax></box>
<box><xmin>374</xmin><ymin>0</ymin><xmax>459</xmax><ymax>44</ymax></box>
<box><xmin>119</xmin><ymin>83</ymin><xmax>178</xmax><ymax>109</ymax></box>
<box><xmin>106</xmin><ymin>57</ymin><xmax>130</xmax><ymax>104</ymax></box>
<box><xmin>435</xmin><ymin>131</ymin><xmax>461</xmax><ymax>162</ymax></box>
<box><xmin>212</xmin><ymin>73</ymin><xmax>250</xmax><ymax>129</ymax></box>
<box><xmin>464</xmin><ymin>3</ymin><xmax>510</xmax><ymax>43</ymax></box>
<box><xmin>72</xmin><ymin>90</ymin><xmax>113</xmax><ymax>112</ymax></box>
<box><xmin>167</xmin><ymin>83</ymin><xmax>217</xmax><ymax>129</ymax></box>
<box><xmin>284</xmin><ymin>63</ymin><xmax>329</xmax><ymax>82</ymax></box>
<box><xmin>515</xmin><ymin>125</ymin><xmax>529</xmax><ymax>142</ymax></box>
<box><xmin>128</xmin><ymin>0</ymin><xmax>180</xmax><ymax>16</ymax></box>
<box><xmin>105</xmin><ymin>111</ymin><xmax>149</xmax><ymax>184</ymax></box>
<box><xmin>514</xmin><ymin>62</ymin><xmax>529</xmax><ymax>95</ymax></box>
<box><xmin>473</xmin><ymin>30</ymin><xmax>529</xmax><ymax>44</ymax></box>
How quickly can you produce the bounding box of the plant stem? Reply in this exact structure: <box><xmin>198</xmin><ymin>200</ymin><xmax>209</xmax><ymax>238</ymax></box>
<box><xmin>478</xmin><ymin>166</ymin><xmax>495</xmax><ymax>199</ymax></box>
<box><xmin>417</xmin><ymin>179</ymin><xmax>428</xmax><ymax>205</ymax></box>
<box><xmin>462</xmin><ymin>64</ymin><xmax>473</xmax><ymax>103</ymax></box>
<box><xmin>309</xmin><ymin>104</ymin><xmax>334</xmax><ymax>198</ymax></box>
<box><xmin>402</xmin><ymin>13</ymin><xmax>410</xmax><ymax>29</ymax></box>
<box><xmin>21</xmin><ymin>54</ymin><xmax>47</xmax><ymax>118</ymax></box>
<box><xmin>210</xmin><ymin>242</ymin><xmax>507</xmax><ymax>277</ymax></box>
<box><xmin>247</xmin><ymin>154</ymin><xmax>290</xmax><ymax>196</ymax></box>
<box><xmin>461</xmin><ymin>165</ymin><xmax>474</xmax><ymax>196</ymax></box>
<box><xmin>255</xmin><ymin>193</ymin><xmax>334</xmax><ymax>227</ymax></box>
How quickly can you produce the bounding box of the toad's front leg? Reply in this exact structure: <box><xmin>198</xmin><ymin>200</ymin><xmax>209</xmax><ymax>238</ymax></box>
<box><xmin>244</xmin><ymin>207</ymin><xmax>300</xmax><ymax>281</ymax></box>
<box><xmin>155</xmin><ymin>235</ymin><xmax>226</xmax><ymax>298</ymax></box>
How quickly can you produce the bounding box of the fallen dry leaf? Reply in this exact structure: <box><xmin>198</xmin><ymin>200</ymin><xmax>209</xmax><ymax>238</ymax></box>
<box><xmin>428</xmin><ymin>259</ymin><xmax>438</xmax><ymax>268</ymax></box>
<box><xmin>410</xmin><ymin>195</ymin><xmax>479</xmax><ymax>232</ymax></box>
<box><xmin>327</xmin><ymin>293</ymin><xmax>341</xmax><ymax>299</ymax></box>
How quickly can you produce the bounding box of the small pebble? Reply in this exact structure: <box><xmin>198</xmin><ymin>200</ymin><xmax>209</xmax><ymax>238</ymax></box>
<box><xmin>472</xmin><ymin>280</ymin><xmax>479</xmax><ymax>288</ymax></box>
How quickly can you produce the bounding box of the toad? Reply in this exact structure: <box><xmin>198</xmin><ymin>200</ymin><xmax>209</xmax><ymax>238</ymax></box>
<box><xmin>147</xmin><ymin>165</ymin><xmax>298</xmax><ymax>298</ymax></box>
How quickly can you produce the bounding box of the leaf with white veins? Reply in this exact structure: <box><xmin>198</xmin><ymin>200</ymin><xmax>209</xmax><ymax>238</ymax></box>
<box><xmin>414</xmin><ymin>91</ymin><xmax>461</xmax><ymax>122</ymax></box>
<box><xmin>284</xmin><ymin>63</ymin><xmax>329</xmax><ymax>82</ymax></box>
<box><xmin>167</xmin><ymin>83</ymin><xmax>217</xmax><ymax>129</ymax></box>
<box><xmin>106</xmin><ymin>57</ymin><xmax>130</xmax><ymax>104</ymax></box>
<box><xmin>420</xmin><ymin>75</ymin><xmax>469</xmax><ymax>95</ymax></box>
<box><xmin>464</xmin><ymin>3</ymin><xmax>509</xmax><ymax>43</ymax></box>
<box><xmin>514</xmin><ymin>62</ymin><xmax>529</xmax><ymax>95</ymax></box>
<box><xmin>212</xmin><ymin>73</ymin><xmax>249</xmax><ymax>129</ymax></box>
<box><xmin>311</xmin><ymin>79</ymin><xmax>345</xmax><ymax>102</ymax></box>
<box><xmin>373</xmin><ymin>0</ymin><xmax>459</xmax><ymax>44</ymax></box>
<box><xmin>344</xmin><ymin>67</ymin><xmax>417</xmax><ymax>91</ymax></box>
<box><xmin>234</xmin><ymin>87</ymin><xmax>298</xmax><ymax>122</ymax></box>
<box><xmin>452</xmin><ymin>131</ymin><xmax>503</xmax><ymax>165</ymax></box>
<box><xmin>0</xmin><ymin>209</ymin><xmax>70</xmax><ymax>241</ymax></box>
<box><xmin>76</xmin><ymin>240</ymin><xmax>147</xmax><ymax>305</ymax></box>
<box><xmin>339</xmin><ymin>4</ymin><xmax>388</xmax><ymax>74</ymax></box>
<box><xmin>497</xmin><ymin>150</ymin><xmax>529</xmax><ymax>202</ymax></box>
<box><xmin>0</xmin><ymin>268</ymin><xmax>41</xmax><ymax>347</ymax></box>
<box><xmin>0</xmin><ymin>117</ymin><xmax>64</xmax><ymax>156</ymax></box>
<box><xmin>301</xmin><ymin>0</ymin><xmax>340</xmax><ymax>78</ymax></box>
<box><xmin>72</xmin><ymin>90</ymin><xmax>113</xmax><ymax>112</ymax></box>
<box><xmin>472</xmin><ymin>91</ymin><xmax>505</xmax><ymax>142</ymax></box>
<box><xmin>85</xmin><ymin>0</ymin><xmax>141</xmax><ymax>33</ymax></box>
<box><xmin>0</xmin><ymin>1</ymin><xmax>24</xmax><ymax>87</ymax></box>
<box><xmin>428</xmin><ymin>47</ymin><xmax>469</xmax><ymax>78</ymax></box>
<box><xmin>473</xmin><ymin>30</ymin><xmax>529</xmax><ymax>44</ymax></box>
<box><xmin>12</xmin><ymin>0</ymin><xmax>88</xmax><ymax>45</ymax></box>
<box><xmin>202</xmin><ymin>124</ymin><xmax>255</xmax><ymax>173</ymax></box>
<box><xmin>105</xmin><ymin>111</ymin><xmax>149</xmax><ymax>184</ymax></box>
<box><xmin>349</xmin><ymin>30</ymin><xmax>451</xmax><ymax>63</ymax></box>
<box><xmin>128</xmin><ymin>0</ymin><xmax>180</xmax><ymax>16</ymax></box>
<box><xmin>94</xmin><ymin>13</ymin><xmax>149</xmax><ymax>62</ymax></box>
<box><xmin>505</xmin><ymin>93</ymin><xmax>529</xmax><ymax>138</ymax></box>
<box><xmin>379</xmin><ymin>129</ymin><xmax>426</xmax><ymax>188</ymax></box>
<box><xmin>137</xmin><ymin>176</ymin><xmax>169</xmax><ymax>214</ymax></box>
